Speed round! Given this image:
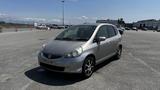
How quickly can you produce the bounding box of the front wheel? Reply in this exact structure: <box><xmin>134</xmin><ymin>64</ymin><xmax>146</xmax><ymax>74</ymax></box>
<box><xmin>82</xmin><ymin>56</ymin><xmax>95</xmax><ymax>78</ymax></box>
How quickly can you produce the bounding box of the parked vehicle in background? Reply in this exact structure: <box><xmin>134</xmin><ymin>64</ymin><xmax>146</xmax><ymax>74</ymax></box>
<box><xmin>57</xmin><ymin>25</ymin><xmax>69</xmax><ymax>29</ymax></box>
<box><xmin>118</xmin><ymin>27</ymin><xmax>125</xmax><ymax>35</ymax></box>
<box><xmin>47</xmin><ymin>24</ymin><xmax>58</xmax><ymax>29</ymax></box>
<box><xmin>157</xmin><ymin>29</ymin><xmax>160</xmax><ymax>32</ymax></box>
<box><xmin>120</xmin><ymin>27</ymin><xmax>125</xmax><ymax>31</ymax></box>
<box><xmin>157</xmin><ymin>27</ymin><xmax>160</xmax><ymax>32</ymax></box>
<box><xmin>35</xmin><ymin>24</ymin><xmax>50</xmax><ymax>30</ymax></box>
<box><xmin>38</xmin><ymin>23</ymin><xmax>122</xmax><ymax>78</ymax></box>
<box><xmin>132</xmin><ymin>27</ymin><xmax>138</xmax><ymax>31</ymax></box>
<box><xmin>141</xmin><ymin>27</ymin><xmax>148</xmax><ymax>31</ymax></box>
<box><xmin>125</xmin><ymin>27</ymin><xmax>131</xmax><ymax>30</ymax></box>
<box><xmin>65</xmin><ymin>25</ymin><xmax>72</xmax><ymax>29</ymax></box>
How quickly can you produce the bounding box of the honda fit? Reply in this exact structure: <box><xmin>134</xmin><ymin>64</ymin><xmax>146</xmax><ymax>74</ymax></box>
<box><xmin>38</xmin><ymin>23</ymin><xmax>122</xmax><ymax>78</ymax></box>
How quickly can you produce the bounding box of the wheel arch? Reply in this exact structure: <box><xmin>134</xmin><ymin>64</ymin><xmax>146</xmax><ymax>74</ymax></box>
<box><xmin>85</xmin><ymin>54</ymin><xmax>96</xmax><ymax>65</ymax></box>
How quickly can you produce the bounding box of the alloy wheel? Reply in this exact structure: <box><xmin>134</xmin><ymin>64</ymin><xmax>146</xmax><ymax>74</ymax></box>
<box><xmin>83</xmin><ymin>57</ymin><xmax>95</xmax><ymax>77</ymax></box>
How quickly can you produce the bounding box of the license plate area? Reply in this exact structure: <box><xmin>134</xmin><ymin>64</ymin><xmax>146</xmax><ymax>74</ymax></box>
<box><xmin>44</xmin><ymin>59</ymin><xmax>53</xmax><ymax>64</ymax></box>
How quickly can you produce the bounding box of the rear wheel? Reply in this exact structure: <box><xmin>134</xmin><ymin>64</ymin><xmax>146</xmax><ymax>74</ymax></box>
<box><xmin>115</xmin><ymin>46</ymin><xmax>122</xmax><ymax>60</ymax></box>
<box><xmin>82</xmin><ymin>56</ymin><xmax>95</xmax><ymax>78</ymax></box>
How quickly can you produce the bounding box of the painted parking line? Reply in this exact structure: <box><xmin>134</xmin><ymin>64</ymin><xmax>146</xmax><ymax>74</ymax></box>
<box><xmin>128</xmin><ymin>52</ymin><xmax>160</xmax><ymax>76</ymax></box>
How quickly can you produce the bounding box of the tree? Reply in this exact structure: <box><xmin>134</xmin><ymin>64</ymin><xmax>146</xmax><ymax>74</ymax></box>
<box><xmin>118</xmin><ymin>18</ymin><xmax>125</xmax><ymax>27</ymax></box>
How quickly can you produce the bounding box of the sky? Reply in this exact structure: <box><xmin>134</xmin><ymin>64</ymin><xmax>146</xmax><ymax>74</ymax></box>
<box><xmin>0</xmin><ymin>0</ymin><xmax>160</xmax><ymax>24</ymax></box>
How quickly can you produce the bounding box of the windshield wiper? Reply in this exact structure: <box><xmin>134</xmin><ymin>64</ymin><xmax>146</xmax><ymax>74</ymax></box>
<box><xmin>75</xmin><ymin>38</ymin><xmax>88</xmax><ymax>41</ymax></box>
<box><xmin>62</xmin><ymin>37</ymin><xmax>74</xmax><ymax>40</ymax></box>
<box><xmin>55</xmin><ymin>38</ymin><xmax>63</xmax><ymax>40</ymax></box>
<box><xmin>55</xmin><ymin>37</ymin><xmax>74</xmax><ymax>41</ymax></box>
<box><xmin>56</xmin><ymin>37</ymin><xmax>88</xmax><ymax>41</ymax></box>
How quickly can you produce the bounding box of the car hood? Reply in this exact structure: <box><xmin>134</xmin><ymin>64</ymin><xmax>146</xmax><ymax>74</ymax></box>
<box><xmin>42</xmin><ymin>40</ymin><xmax>85</xmax><ymax>55</ymax></box>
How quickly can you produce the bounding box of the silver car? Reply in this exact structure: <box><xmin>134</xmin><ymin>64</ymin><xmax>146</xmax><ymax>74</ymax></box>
<box><xmin>38</xmin><ymin>23</ymin><xmax>122</xmax><ymax>78</ymax></box>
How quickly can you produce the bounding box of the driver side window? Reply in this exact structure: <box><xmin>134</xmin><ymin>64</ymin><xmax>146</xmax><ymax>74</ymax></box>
<box><xmin>96</xmin><ymin>25</ymin><xmax>109</xmax><ymax>38</ymax></box>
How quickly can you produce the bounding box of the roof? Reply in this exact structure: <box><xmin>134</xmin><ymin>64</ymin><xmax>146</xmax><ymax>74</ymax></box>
<box><xmin>79</xmin><ymin>23</ymin><xmax>115</xmax><ymax>26</ymax></box>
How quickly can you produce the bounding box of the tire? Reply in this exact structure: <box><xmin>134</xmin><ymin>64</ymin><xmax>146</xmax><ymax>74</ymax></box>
<box><xmin>115</xmin><ymin>46</ymin><xmax>122</xmax><ymax>60</ymax></box>
<box><xmin>82</xmin><ymin>56</ymin><xmax>95</xmax><ymax>78</ymax></box>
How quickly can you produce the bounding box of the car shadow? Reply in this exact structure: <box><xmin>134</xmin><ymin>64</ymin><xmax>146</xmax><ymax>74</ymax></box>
<box><xmin>95</xmin><ymin>57</ymin><xmax>118</xmax><ymax>72</ymax></box>
<box><xmin>24</xmin><ymin>57</ymin><xmax>118</xmax><ymax>86</ymax></box>
<box><xmin>25</xmin><ymin>67</ymin><xmax>85</xmax><ymax>86</ymax></box>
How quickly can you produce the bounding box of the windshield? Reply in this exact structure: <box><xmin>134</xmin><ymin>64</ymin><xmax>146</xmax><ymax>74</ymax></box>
<box><xmin>55</xmin><ymin>25</ymin><xmax>97</xmax><ymax>41</ymax></box>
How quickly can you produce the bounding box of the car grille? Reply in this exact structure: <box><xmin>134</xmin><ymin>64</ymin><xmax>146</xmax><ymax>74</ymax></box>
<box><xmin>43</xmin><ymin>52</ymin><xmax>62</xmax><ymax>59</ymax></box>
<box><xmin>40</xmin><ymin>62</ymin><xmax>65</xmax><ymax>71</ymax></box>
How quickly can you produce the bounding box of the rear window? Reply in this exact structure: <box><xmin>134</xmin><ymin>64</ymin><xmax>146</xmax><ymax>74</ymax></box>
<box><xmin>107</xmin><ymin>26</ymin><xmax>117</xmax><ymax>37</ymax></box>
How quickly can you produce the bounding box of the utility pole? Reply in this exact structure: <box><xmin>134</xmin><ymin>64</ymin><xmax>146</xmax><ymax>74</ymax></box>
<box><xmin>62</xmin><ymin>0</ymin><xmax>65</xmax><ymax>27</ymax></box>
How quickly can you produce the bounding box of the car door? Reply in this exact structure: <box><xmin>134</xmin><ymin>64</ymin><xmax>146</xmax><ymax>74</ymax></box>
<box><xmin>106</xmin><ymin>25</ymin><xmax>119</xmax><ymax>55</ymax></box>
<box><xmin>95</xmin><ymin>25</ymin><xmax>112</xmax><ymax>62</ymax></box>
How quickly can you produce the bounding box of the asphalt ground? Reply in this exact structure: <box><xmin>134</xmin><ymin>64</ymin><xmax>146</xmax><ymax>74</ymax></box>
<box><xmin>0</xmin><ymin>30</ymin><xmax>160</xmax><ymax>90</ymax></box>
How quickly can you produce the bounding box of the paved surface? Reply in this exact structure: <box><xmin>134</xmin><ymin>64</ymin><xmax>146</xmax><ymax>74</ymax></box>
<box><xmin>1</xmin><ymin>28</ymin><xmax>34</xmax><ymax>33</ymax></box>
<box><xmin>0</xmin><ymin>30</ymin><xmax>160</xmax><ymax>90</ymax></box>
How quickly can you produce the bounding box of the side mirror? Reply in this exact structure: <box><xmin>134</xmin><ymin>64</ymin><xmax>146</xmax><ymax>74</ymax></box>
<box><xmin>99</xmin><ymin>37</ymin><xmax>106</xmax><ymax>41</ymax></box>
<box><xmin>95</xmin><ymin>36</ymin><xmax>106</xmax><ymax>43</ymax></box>
<box><xmin>119</xmin><ymin>30</ymin><xmax>124</xmax><ymax>35</ymax></box>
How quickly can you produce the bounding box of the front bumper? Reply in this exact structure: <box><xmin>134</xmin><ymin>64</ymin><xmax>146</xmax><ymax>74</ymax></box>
<box><xmin>38</xmin><ymin>52</ymin><xmax>85</xmax><ymax>73</ymax></box>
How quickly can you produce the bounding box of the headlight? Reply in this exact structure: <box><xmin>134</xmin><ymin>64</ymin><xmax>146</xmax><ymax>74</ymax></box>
<box><xmin>65</xmin><ymin>47</ymin><xmax>83</xmax><ymax>58</ymax></box>
<box><xmin>42</xmin><ymin>44</ymin><xmax>46</xmax><ymax>48</ymax></box>
<box><xmin>40</xmin><ymin>44</ymin><xmax>46</xmax><ymax>51</ymax></box>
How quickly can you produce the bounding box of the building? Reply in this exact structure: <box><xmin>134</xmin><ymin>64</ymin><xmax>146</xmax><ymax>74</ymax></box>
<box><xmin>96</xmin><ymin>19</ymin><xmax>119</xmax><ymax>26</ymax></box>
<box><xmin>133</xmin><ymin>19</ymin><xmax>160</xmax><ymax>30</ymax></box>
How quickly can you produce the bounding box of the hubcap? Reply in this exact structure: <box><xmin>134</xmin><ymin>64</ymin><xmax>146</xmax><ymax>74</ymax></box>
<box><xmin>84</xmin><ymin>59</ymin><xmax>94</xmax><ymax>76</ymax></box>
